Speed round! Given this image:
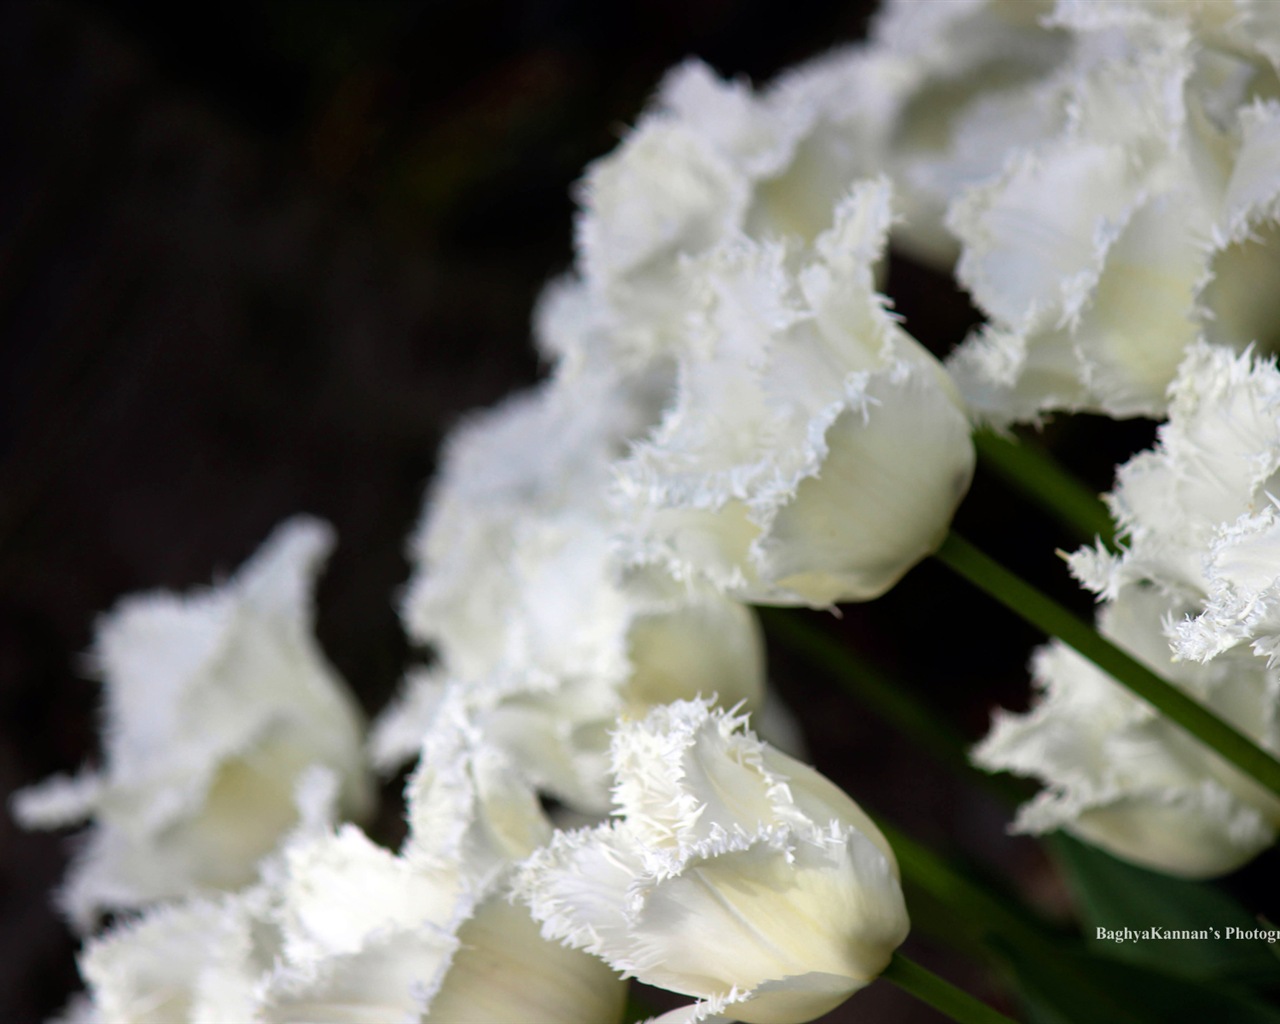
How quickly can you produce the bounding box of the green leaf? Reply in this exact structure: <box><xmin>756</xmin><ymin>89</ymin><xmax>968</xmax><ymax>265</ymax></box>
<box><xmin>1049</xmin><ymin>834</ymin><xmax>1280</xmax><ymax>986</ymax></box>
<box><xmin>999</xmin><ymin>937</ymin><xmax>1280</xmax><ymax>1024</ymax></box>
<box><xmin>994</xmin><ymin>936</ymin><xmax>1149</xmax><ymax>1024</ymax></box>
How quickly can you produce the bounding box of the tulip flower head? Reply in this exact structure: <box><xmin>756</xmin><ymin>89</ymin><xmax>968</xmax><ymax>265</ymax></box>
<box><xmin>612</xmin><ymin>179</ymin><xmax>974</xmax><ymax>607</ymax></box>
<box><xmin>11</xmin><ymin>517</ymin><xmax>373</xmax><ymax>928</ymax></box>
<box><xmin>975</xmin><ymin>584</ymin><xmax>1280</xmax><ymax>878</ymax></box>
<box><xmin>515</xmin><ymin>698</ymin><xmax>909</xmax><ymax>1024</ymax></box>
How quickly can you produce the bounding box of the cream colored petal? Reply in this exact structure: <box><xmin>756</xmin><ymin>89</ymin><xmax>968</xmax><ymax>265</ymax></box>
<box><xmin>425</xmin><ymin>896</ymin><xmax>626</xmax><ymax>1024</ymax></box>
<box><xmin>622</xmin><ymin>599</ymin><xmax>766</xmax><ymax>718</ymax></box>
<box><xmin>1066</xmin><ymin>783</ymin><xmax>1275</xmax><ymax>878</ymax></box>
<box><xmin>578</xmin><ymin>120</ymin><xmax>749</xmax><ymax>293</ymax></box>
<box><xmin>80</xmin><ymin>900</ymin><xmax>227</xmax><ymax>1024</ymax></box>
<box><xmin>513</xmin><ymin>822</ymin><xmax>647</xmax><ymax>965</ymax></box>
<box><xmin>757</xmin><ymin>363</ymin><xmax>974</xmax><ymax>604</ymax></box>
<box><xmin>626</xmin><ymin>826</ymin><xmax>907</xmax><ymax>1020</ymax></box>
<box><xmin>403</xmin><ymin>696</ymin><xmax>551</xmax><ymax>881</ymax></box>
<box><xmin>608</xmin><ymin>701</ymin><xmax>784</xmax><ymax>850</ymax></box>
<box><xmin>976</xmin><ymin>584</ymin><xmax>1280</xmax><ymax>877</ymax></box>
<box><xmin>951</xmin><ymin>142</ymin><xmax>1136</xmax><ymax>334</ymax></box>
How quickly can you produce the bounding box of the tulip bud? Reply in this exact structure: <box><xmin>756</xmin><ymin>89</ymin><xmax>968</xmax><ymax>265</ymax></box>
<box><xmin>515</xmin><ymin>698</ymin><xmax>909</xmax><ymax>1024</ymax></box>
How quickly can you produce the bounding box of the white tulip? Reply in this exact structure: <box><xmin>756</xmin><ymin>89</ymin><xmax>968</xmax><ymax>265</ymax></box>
<box><xmin>975</xmin><ymin>584</ymin><xmax>1280</xmax><ymax>878</ymax></box>
<box><xmin>1069</xmin><ymin>343</ymin><xmax>1280</xmax><ymax>613</ymax></box>
<box><xmin>515</xmin><ymin>698</ymin><xmax>908</xmax><ymax>1024</ymax></box>
<box><xmin>11</xmin><ymin>517</ymin><xmax>373</xmax><ymax>928</ymax></box>
<box><xmin>612</xmin><ymin>179</ymin><xmax>974</xmax><ymax>606</ymax></box>
<box><xmin>977</xmin><ymin>344</ymin><xmax>1280</xmax><ymax>876</ymax></box>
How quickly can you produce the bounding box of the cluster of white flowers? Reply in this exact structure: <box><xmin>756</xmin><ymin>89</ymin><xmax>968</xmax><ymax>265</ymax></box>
<box><xmin>21</xmin><ymin>0</ymin><xmax>1280</xmax><ymax>1019</ymax></box>
<box><xmin>375</xmin><ymin>363</ymin><xmax>769</xmax><ymax>811</ymax></box>
<box><xmin>54</xmin><ymin>700</ymin><xmax>626</xmax><ymax>1024</ymax></box>
<box><xmin>18</xmin><ymin>517</ymin><xmax>902</xmax><ymax>1023</ymax></box>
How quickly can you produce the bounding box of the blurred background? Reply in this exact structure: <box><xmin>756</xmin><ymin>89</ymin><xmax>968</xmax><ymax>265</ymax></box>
<box><xmin>4</xmin><ymin>2</ymin><xmax>1265</xmax><ymax>1022</ymax></box>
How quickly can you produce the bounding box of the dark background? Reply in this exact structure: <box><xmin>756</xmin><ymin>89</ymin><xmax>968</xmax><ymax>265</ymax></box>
<box><xmin>0</xmin><ymin>2</ymin><xmax>1192</xmax><ymax>1022</ymax></box>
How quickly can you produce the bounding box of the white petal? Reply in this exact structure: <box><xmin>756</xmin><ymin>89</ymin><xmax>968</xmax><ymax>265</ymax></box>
<box><xmin>78</xmin><ymin>891</ymin><xmax>270</xmax><ymax>1024</ymax></box>
<box><xmin>1200</xmin><ymin>99</ymin><xmax>1280</xmax><ymax>352</ymax></box>
<box><xmin>578</xmin><ymin>119</ymin><xmax>748</xmax><ymax>293</ymax></box>
<box><xmin>1177</xmin><ymin>504</ymin><xmax>1280</xmax><ymax>664</ymax></box>
<box><xmin>15</xmin><ymin>518</ymin><xmax>372</xmax><ymax>927</ymax></box>
<box><xmin>275</xmin><ymin>825</ymin><xmax>465</xmax><ymax>965</ymax></box>
<box><xmin>608</xmin><ymin>700</ymin><xmax>788</xmax><ymax>851</ymax></box>
<box><xmin>621</xmin><ymin>599</ymin><xmax>766</xmax><ymax>717</ymax></box>
<box><xmin>513</xmin><ymin>821</ymin><xmax>646</xmax><ymax>966</ymax></box>
<box><xmin>261</xmin><ymin>928</ymin><xmax>455</xmax><ymax>1024</ymax></box>
<box><xmin>402</xmin><ymin>696</ymin><xmax>551</xmax><ymax>883</ymax></box>
<box><xmin>951</xmin><ymin>142</ymin><xmax>1137</xmax><ymax>335</ymax></box>
<box><xmin>80</xmin><ymin>900</ymin><xmax>227</xmax><ymax>1024</ymax></box>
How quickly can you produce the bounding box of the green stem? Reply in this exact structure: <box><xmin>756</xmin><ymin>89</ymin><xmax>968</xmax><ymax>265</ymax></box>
<box><xmin>882</xmin><ymin>953</ymin><xmax>1021</xmax><ymax>1024</ymax></box>
<box><xmin>935</xmin><ymin>531</ymin><xmax>1280</xmax><ymax>801</ymax></box>
<box><xmin>974</xmin><ymin>429</ymin><xmax>1116</xmax><ymax>549</ymax></box>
